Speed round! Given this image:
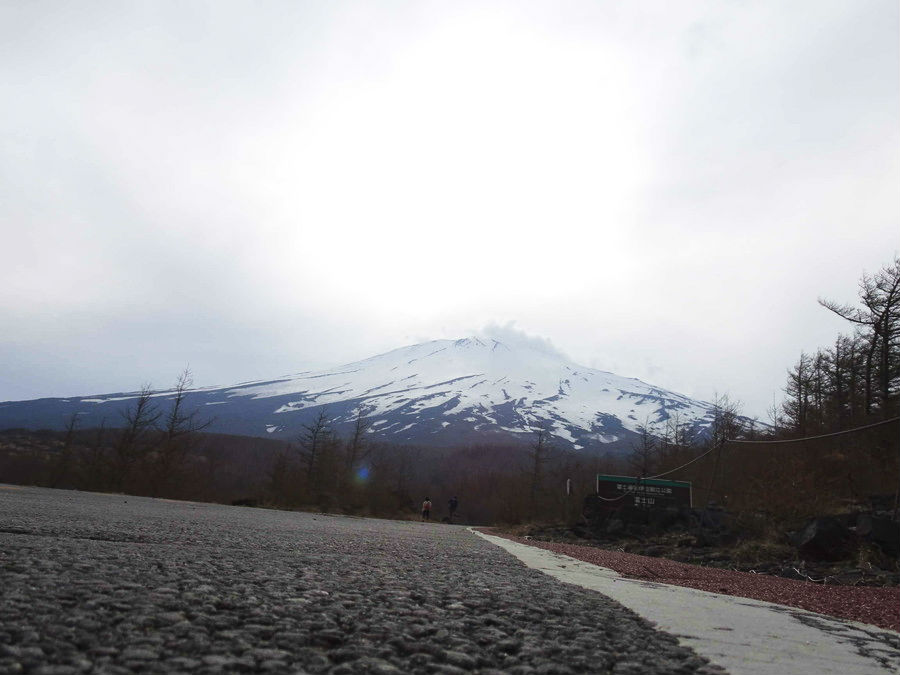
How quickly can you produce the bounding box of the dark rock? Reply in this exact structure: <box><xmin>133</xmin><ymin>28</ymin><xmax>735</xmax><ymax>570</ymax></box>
<box><xmin>699</xmin><ymin>503</ymin><xmax>726</xmax><ymax>530</ymax></box>
<box><xmin>648</xmin><ymin>507</ymin><xmax>681</xmax><ymax>531</ymax></box>
<box><xmin>830</xmin><ymin>512</ymin><xmax>859</xmax><ymax>528</ymax></box>
<box><xmin>618</xmin><ymin>505</ymin><xmax>650</xmax><ymax>526</ymax></box>
<box><xmin>581</xmin><ymin>495</ymin><xmax>607</xmax><ymax>520</ymax></box>
<box><xmin>570</xmin><ymin>523</ymin><xmax>589</xmax><ymax>538</ymax></box>
<box><xmin>605</xmin><ymin>519</ymin><xmax>624</xmax><ymax>536</ymax></box>
<box><xmin>866</xmin><ymin>494</ymin><xmax>896</xmax><ymax>511</ymax></box>
<box><xmin>707</xmin><ymin>531</ymin><xmax>737</xmax><ymax>547</ymax></box>
<box><xmin>856</xmin><ymin>515</ymin><xmax>900</xmax><ymax>556</ymax></box>
<box><xmin>796</xmin><ymin>517</ymin><xmax>857</xmax><ymax>561</ymax></box>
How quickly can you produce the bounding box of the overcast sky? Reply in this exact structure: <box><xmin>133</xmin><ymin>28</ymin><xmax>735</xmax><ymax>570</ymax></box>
<box><xmin>1</xmin><ymin>0</ymin><xmax>897</xmax><ymax>419</ymax></box>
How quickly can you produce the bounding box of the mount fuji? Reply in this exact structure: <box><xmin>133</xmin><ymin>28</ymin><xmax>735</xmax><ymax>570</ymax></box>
<box><xmin>0</xmin><ymin>337</ymin><xmax>738</xmax><ymax>454</ymax></box>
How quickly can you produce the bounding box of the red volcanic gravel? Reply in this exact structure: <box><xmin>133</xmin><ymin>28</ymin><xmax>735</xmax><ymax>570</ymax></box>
<box><xmin>489</xmin><ymin>532</ymin><xmax>900</xmax><ymax>633</ymax></box>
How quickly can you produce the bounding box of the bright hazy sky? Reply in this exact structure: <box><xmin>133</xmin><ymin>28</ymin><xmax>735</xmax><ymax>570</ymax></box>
<box><xmin>2</xmin><ymin>1</ymin><xmax>897</xmax><ymax>419</ymax></box>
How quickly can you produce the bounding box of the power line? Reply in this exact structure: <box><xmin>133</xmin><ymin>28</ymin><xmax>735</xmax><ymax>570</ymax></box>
<box><xmin>643</xmin><ymin>416</ymin><xmax>898</xmax><ymax>480</ymax></box>
<box><xmin>727</xmin><ymin>416</ymin><xmax>899</xmax><ymax>445</ymax></box>
<box><xmin>645</xmin><ymin>444</ymin><xmax>717</xmax><ymax>480</ymax></box>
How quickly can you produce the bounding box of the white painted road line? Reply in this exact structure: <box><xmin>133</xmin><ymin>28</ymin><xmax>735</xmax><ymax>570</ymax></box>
<box><xmin>474</xmin><ymin>530</ymin><xmax>900</xmax><ymax>675</ymax></box>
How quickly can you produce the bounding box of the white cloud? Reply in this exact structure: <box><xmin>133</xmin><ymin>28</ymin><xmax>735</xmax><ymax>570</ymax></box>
<box><xmin>478</xmin><ymin>322</ymin><xmax>569</xmax><ymax>361</ymax></box>
<box><xmin>0</xmin><ymin>0</ymin><xmax>896</xmax><ymax>419</ymax></box>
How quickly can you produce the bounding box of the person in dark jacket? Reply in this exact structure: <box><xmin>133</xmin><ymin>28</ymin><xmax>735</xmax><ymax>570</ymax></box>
<box><xmin>448</xmin><ymin>496</ymin><xmax>458</xmax><ymax>522</ymax></box>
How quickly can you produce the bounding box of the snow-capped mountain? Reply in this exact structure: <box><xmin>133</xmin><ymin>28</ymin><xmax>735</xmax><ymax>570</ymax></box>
<box><xmin>0</xmin><ymin>337</ymin><xmax>737</xmax><ymax>453</ymax></box>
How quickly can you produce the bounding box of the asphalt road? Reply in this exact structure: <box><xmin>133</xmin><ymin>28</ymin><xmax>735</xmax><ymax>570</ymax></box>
<box><xmin>0</xmin><ymin>486</ymin><xmax>721</xmax><ymax>674</ymax></box>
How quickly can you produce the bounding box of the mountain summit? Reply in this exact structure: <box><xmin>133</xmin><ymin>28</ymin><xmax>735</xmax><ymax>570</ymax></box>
<box><xmin>0</xmin><ymin>337</ymin><xmax>730</xmax><ymax>453</ymax></box>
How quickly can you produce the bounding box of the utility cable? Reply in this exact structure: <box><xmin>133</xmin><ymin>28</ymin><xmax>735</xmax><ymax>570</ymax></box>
<box><xmin>644</xmin><ymin>416</ymin><xmax>898</xmax><ymax>480</ymax></box>
<box><xmin>726</xmin><ymin>416</ymin><xmax>898</xmax><ymax>444</ymax></box>
<box><xmin>644</xmin><ymin>444</ymin><xmax>718</xmax><ymax>480</ymax></box>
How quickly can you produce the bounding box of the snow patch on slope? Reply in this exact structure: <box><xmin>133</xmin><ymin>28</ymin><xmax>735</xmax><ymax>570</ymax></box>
<box><xmin>221</xmin><ymin>337</ymin><xmax>717</xmax><ymax>441</ymax></box>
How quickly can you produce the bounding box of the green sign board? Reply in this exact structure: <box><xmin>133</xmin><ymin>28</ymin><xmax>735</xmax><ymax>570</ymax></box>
<box><xmin>595</xmin><ymin>474</ymin><xmax>692</xmax><ymax>508</ymax></box>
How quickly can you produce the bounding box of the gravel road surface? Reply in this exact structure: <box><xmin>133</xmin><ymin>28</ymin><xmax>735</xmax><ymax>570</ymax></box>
<box><xmin>0</xmin><ymin>486</ymin><xmax>721</xmax><ymax>674</ymax></box>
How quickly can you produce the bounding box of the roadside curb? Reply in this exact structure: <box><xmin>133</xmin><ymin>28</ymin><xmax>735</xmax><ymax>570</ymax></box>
<box><xmin>472</xmin><ymin>528</ymin><xmax>900</xmax><ymax>675</ymax></box>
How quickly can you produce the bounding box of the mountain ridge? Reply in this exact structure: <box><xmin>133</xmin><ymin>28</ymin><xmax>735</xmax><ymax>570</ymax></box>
<box><xmin>0</xmin><ymin>337</ymin><xmax>746</xmax><ymax>454</ymax></box>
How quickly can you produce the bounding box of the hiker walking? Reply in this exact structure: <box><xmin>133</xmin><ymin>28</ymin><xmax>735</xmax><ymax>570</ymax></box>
<box><xmin>447</xmin><ymin>496</ymin><xmax>458</xmax><ymax>522</ymax></box>
<box><xmin>421</xmin><ymin>497</ymin><xmax>432</xmax><ymax>521</ymax></box>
